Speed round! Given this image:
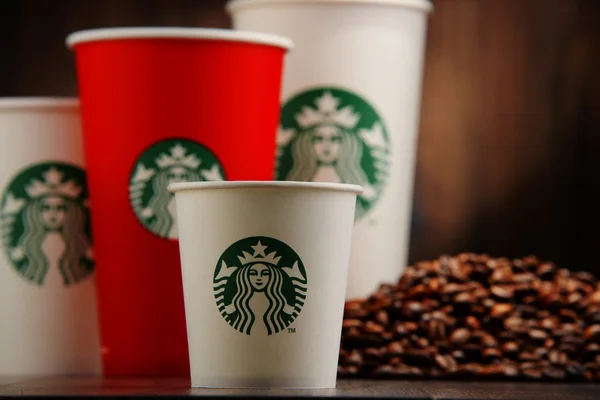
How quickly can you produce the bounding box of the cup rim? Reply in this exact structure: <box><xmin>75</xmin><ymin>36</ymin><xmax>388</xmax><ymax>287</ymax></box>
<box><xmin>226</xmin><ymin>0</ymin><xmax>433</xmax><ymax>14</ymax></box>
<box><xmin>168</xmin><ymin>180</ymin><xmax>363</xmax><ymax>195</ymax></box>
<box><xmin>66</xmin><ymin>27</ymin><xmax>293</xmax><ymax>51</ymax></box>
<box><xmin>0</xmin><ymin>97</ymin><xmax>79</xmax><ymax>110</ymax></box>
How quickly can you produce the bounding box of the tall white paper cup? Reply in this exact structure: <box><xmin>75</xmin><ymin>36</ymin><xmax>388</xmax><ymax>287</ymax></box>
<box><xmin>0</xmin><ymin>98</ymin><xmax>101</xmax><ymax>375</ymax></box>
<box><xmin>227</xmin><ymin>0</ymin><xmax>432</xmax><ymax>299</ymax></box>
<box><xmin>169</xmin><ymin>181</ymin><xmax>361</xmax><ymax>388</ymax></box>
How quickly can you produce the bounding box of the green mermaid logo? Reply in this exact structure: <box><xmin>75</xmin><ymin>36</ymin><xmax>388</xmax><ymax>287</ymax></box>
<box><xmin>213</xmin><ymin>236</ymin><xmax>307</xmax><ymax>335</ymax></box>
<box><xmin>0</xmin><ymin>162</ymin><xmax>94</xmax><ymax>286</ymax></box>
<box><xmin>129</xmin><ymin>138</ymin><xmax>225</xmax><ymax>240</ymax></box>
<box><xmin>276</xmin><ymin>88</ymin><xmax>390</xmax><ymax>220</ymax></box>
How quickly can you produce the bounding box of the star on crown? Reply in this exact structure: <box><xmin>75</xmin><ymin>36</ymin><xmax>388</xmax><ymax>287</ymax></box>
<box><xmin>238</xmin><ymin>240</ymin><xmax>282</xmax><ymax>266</ymax></box>
<box><xmin>295</xmin><ymin>91</ymin><xmax>360</xmax><ymax>129</ymax></box>
<box><xmin>156</xmin><ymin>143</ymin><xmax>201</xmax><ymax>169</ymax></box>
<box><xmin>25</xmin><ymin>168</ymin><xmax>82</xmax><ymax>199</ymax></box>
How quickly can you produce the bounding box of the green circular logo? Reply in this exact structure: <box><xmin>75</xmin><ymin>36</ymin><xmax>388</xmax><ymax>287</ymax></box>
<box><xmin>276</xmin><ymin>87</ymin><xmax>390</xmax><ymax>219</ymax></box>
<box><xmin>129</xmin><ymin>138</ymin><xmax>225</xmax><ymax>240</ymax></box>
<box><xmin>0</xmin><ymin>162</ymin><xmax>94</xmax><ymax>286</ymax></box>
<box><xmin>214</xmin><ymin>236</ymin><xmax>307</xmax><ymax>335</ymax></box>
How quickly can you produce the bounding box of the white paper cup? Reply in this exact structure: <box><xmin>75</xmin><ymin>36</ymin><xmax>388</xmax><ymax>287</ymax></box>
<box><xmin>0</xmin><ymin>98</ymin><xmax>101</xmax><ymax>375</ymax></box>
<box><xmin>169</xmin><ymin>181</ymin><xmax>361</xmax><ymax>388</ymax></box>
<box><xmin>227</xmin><ymin>0</ymin><xmax>432</xmax><ymax>299</ymax></box>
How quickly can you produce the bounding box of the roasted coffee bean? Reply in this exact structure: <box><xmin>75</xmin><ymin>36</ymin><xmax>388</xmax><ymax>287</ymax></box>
<box><xmin>516</xmin><ymin>304</ymin><xmax>537</xmax><ymax>317</ymax></box>
<box><xmin>534</xmin><ymin>347</ymin><xmax>548</xmax><ymax>359</ymax></box>
<box><xmin>491</xmin><ymin>303</ymin><xmax>512</xmax><ymax>318</ymax></box>
<box><xmin>415</xmin><ymin>337</ymin><xmax>430</xmax><ymax>349</ymax></box>
<box><xmin>586</xmin><ymin>342</ymin><xmax>600</xmax><ymax>356</ymax></box>
<box><xmin>389</xmin><ymin>356</ymin><xmax>402</xmax><ymax>366</ymax></box>
<box><xmin>584</xmin><ymin>325</ymin><xmax>600</xmax><ymax>342</ymax></box>
<box><xmin>567</xmin><ymin>292</ymin><xmax>584</xmax><ymax>306</ymax></box>
<box><xmin>548</xmin><ymin>350</ymin><xmax>568</xmax><ymax>366</ymax></box>
<box><xmin>585</xmin><ymin>370</ymin><xmax>596</xmax><ymax>381</ymax></box>
<box><xmin>428</xmin><ymin>277</ymin><xmax>443</xmax><ymax>292</ymax></box>
<box><xmin>402</xmin><ymin>348</ymin><xmax>432</xmax><ymax>366</ymax></box>
<box><xmin>346</xmin><ymin>350</ymin><xmax>363</xmax><ymax>366</ymax></box>
<box><xmin>544</xmin><ymin>367</ymin><xmax>565</xmax><ymax>380</ymax></box>
<box><xmin>502</xmin><ymin>363</ymin><xmax>520</xmax><ymax>377</ymax></box>
<box><xmin>339</xmin><ymin>254</ymin><xmax>600</xmax><ymax>381</ymax></box>
<box><xmin>342</xmin><ymin>319</ymin><xmax>363</xmax><ymax>329</ymax></box>
<box><xmin>466</xmin><ymin>315</ymin><xmax>481</xmax><ymax>330</ymax></box>
<box><xmin>344</xmin><ymin>301</ymin><xmax>368</xmax><ymax>318</ymax></box>
<box><xmin>559</xmin><ymin>309</ymin><xmax>579</xmax><ymax>323</ymax></box>
<box><xmin>339</xmin><ymin>364</ymin><xmax>359</xmax><ymax>375</ymax></box>
<box><xmin>479</xmin><ymin>364</ymin><xmax>508</xmax><ymax>377</ymax></box>
<box><xmin>364</xmin><ymin>321</ymin><xmax>386</xmax><ymax>334</ymax></box>
<box><xmin>375</xmin><ymin>310</ymin><xmax>389</xmax><ymax>326</ymax></box>
<box><xmin>505</xmin><ymin>317</ymin><xmax>528</xmax><ymax>334</ymax></box>
<box><xmin>454</xmin><ymin>291</ymin><xmax>475</xmax><ymax>304</ymax></box>
<box><xmin>522</xmin><ymin>367</ymin><xmax>543</xmax><ymax>380</ymax></box>
<box><xmin>540</xmin><ymin>317</ymin><xmax>558</xmax><ymax>331</ymax></box>
<box><xmin>403</xmin><ymin>301</ymin><xmax>425</xmax><ymax>318</ymax></box>
<box><xmin>559</xmin><ymin>343</ymin><xmax>578</xmax><ymax>356</ymax></box>
<box><xmin>520</xmin><ymin>351</ymin><xmax>542</xmax><ymax>362</ymax></box>
<box><xmin>442</xmin><ymin>283</ymin><xmax>466</xmax><ymax>295</ymax></box>
<box><xmin>502</xmin><ymin>341</ymin><xmax>519</xmax><ymax>355</ymax></box>
<box><xmin>459</xmin><ymin>363</ymin><xmax>483</xmax><ymax>376</ymax></box>
<box><xmin>566</xmin><ymin>362</ymin><xmax>586</xmax><ymax>379</ymax></box>
<box><xmin>406</xmin><ymin>284</ymin><xmax>428</xmax><ymax>300</ymax></box>
<box><xmin>514</xmin><ymin>273</ymin><xmax>535</xmax><ymax>284</ymax></box>
<box><xmin>387</xmin><ymin>341</ymin><xmax>404</xmax><ymax>356</ymax></box>
<box><xmin>490</xmin><ymin>285</ymin><xmax>514</xmax><ymax>301</ymax></box>
<box><xmin>537</xmin><ymin>263</ymin><xmax>556</xmax><ymax>280</ymax></box>
<box><xmin>363</xmin><ymin>347</ymin><xmax>382</xmax><ymax>362</ymax></box>
<box><xmin>590</xmin><ymin>291</ymin><xmax>600</xmax><ymax>304</ymax></box>
<box><xmin>482</xmin><ymin>347</ymin><xmax>502</xmax><ymax>362</ymax></box>
<box><xmin>449</xmin><ymin>328</ymin><xmax>471</xmax><ymax>345</ymax></box>
<box><xmin>345</xmin><ymin>327</ymin><xmax>361</xmax><ymax>339</ymax></box>
<box><xmin>529</xmin><ymin>328</ymin><xmax>548</xmax><ymax>342</ymax></box>
<box><xmin>481</xmin><ymin>334</ymin><xmax>499</xmax><ymax>348</ymax></box>
<box><xmin>562</xmin><ymin>334</ymin><xmax>585</xmax><ymax>347</ymax></box>
<box><xmin>372</xmin><ymin>365</ymin><xmax>396</xmax><ymax>376</ymax></box>
<box><xmin>435</xmin><ymin>354</ymin><xmax>458</xmax><ymax>372</ymax></box>
<box><xmin>490</xmin><ymin>265</ymin><xmax>513</xmax><ymax>282</ymax></box>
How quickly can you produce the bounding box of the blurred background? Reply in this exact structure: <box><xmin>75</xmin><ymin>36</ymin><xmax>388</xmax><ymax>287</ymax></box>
<box><xmin>1</xmin><ymin>0</ymin><xmax>598</xmax><ymax>271</ymax></box>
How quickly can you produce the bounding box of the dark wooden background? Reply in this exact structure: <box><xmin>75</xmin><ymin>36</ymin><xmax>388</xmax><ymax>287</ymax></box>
<box><xmin>1</xmin><ymin>0</ymin><xmax>598</xmax><ymax>273</ymax></box>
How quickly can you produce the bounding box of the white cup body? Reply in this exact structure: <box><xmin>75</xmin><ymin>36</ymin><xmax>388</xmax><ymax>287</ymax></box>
<box><xmin>0</xmin><ymin>99</ymin><xmax>101</xmax><ymax>375</ymax></box>
<box><xmin>171</xmin><ymin>181</ymin><xmax>361</xmax><ymax>388</ymax></box>
<box><xmin>228</xmin><ymin>0</ymin><xmax>432</xmax><ymax>299</ymax></box>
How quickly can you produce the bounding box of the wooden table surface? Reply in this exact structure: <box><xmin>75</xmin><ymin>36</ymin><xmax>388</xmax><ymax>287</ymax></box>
<box><xmin>2</xmin><ymin>377</ymin><xmax>600</xmax><ymax>399</ymax></box>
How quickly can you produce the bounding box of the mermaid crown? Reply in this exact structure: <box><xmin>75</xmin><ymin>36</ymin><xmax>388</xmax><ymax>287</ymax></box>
<box><xmin>25</xmin><ymin>168</ymin><xmax>82</xmax><ymax>199</ymax></box>
<box><xmin>238</xmin><ymin>240</ymin><xmax>282</xmax><ymax>266</ymax></box>
<box><xmin>295</xmin><ymin>91</ymin><xmax>360</xmax><ymax>129</ymax></box>
<box><xmin>156</xmin><ymin>143</ymin><xmax>201</xmax><ymax>169</ymax></box>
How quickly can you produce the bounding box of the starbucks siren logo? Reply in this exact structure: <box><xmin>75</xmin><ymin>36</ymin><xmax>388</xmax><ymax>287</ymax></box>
<box><xmin>0</xmin><ymin>162</ymin><xmax>94</xmax><ymax>286</ymax></box>
<box><xmin>276</xmin><ymin>88</ymin><xmax>390</xmax><ymax>219</ymax></box>
<box><xmin>214</xmin><ymin>236</ymin><xmax>307</xmax><ymax>335</ymax></box>
<box><xmin>129</xmin><ymin>138</ymin><xmax>225</xmax><ymax>240</ymax></box>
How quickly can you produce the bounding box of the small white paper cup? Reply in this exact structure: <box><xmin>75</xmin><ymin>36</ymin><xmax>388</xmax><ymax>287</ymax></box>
<box><xmin>169</xmin><ymin>180</ymin><xmax>362</xmax><ymax>388</ymax></box>
<box><xmin>0</xmin><ymin>98</ymin><xmax>101</xmax><ymax>375</ymax></box>
<box><xmin>227</xmin><ymin>0</ymin><xmax>433</xmax><ymax>299</ymax></box>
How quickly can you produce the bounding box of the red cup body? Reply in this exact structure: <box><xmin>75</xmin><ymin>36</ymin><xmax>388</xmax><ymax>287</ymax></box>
<box><xmin>71</xmin><ymin>32</ymin><xmax>288</xmax><ymax>376</ymax></box>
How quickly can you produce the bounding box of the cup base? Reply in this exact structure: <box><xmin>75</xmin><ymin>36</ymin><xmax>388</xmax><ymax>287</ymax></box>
<box><xmin>190</xmin><ymin>373</ymin><xmax>337</xmax><ymax>389</ymax></box>
<box><xmin>191</xmin><ymin>383</ymin><xmax>336</xmax><ymax>389</ymax></box>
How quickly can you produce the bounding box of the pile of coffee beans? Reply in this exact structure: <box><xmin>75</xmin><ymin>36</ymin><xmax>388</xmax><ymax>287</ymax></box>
<box><xmin>339</xmin><ymin>254</ymin><xmax>600</xmax><ymax>381</ymax></box>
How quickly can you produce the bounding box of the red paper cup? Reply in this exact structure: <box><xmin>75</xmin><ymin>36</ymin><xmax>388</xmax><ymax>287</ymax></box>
<box><xmin>66</xmin><ymin>27</ymin><xmax>292</xmax><ymax>376</ymax></box>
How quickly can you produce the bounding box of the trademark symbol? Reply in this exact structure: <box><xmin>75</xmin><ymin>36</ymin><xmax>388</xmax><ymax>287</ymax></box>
<box><xmin>288</xmin><ymin>328</ymin><xmax>296</xmax><ymax>333</ymax></box>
